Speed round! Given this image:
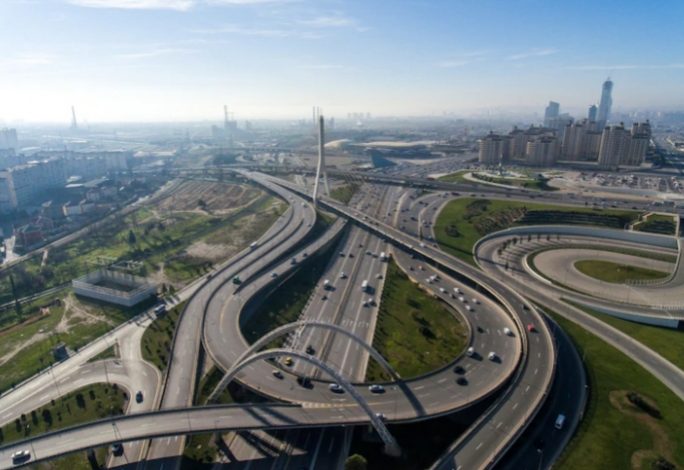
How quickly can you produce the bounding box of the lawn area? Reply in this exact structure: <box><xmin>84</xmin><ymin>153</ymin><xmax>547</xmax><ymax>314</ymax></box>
<box><xmin>141</xmin><ymin>301</ymin><xmax>186</xmax><ymax>372</ymax></box>
<box><xmin>0</xmin><ymin>182</ymin><xmax>283</xmax><ymax>305</ymax></box>
<box><xmin>470</xmin><ymin>172</ymin><xmax>557</xmax><ymax>191</ymax></box>
<box><xmin>87</xmin><ymin>344</ymin><xmax>118</xmax><ymax>363</ymax></box>
<box><xmin>438</xmin><ymin>170</ymin><xmax>470</xmax><ymax>183</ymax></box>
<box><xmin>0</xmin><ymin>383</ymin><xmax>126</xmax><ymax>445</ymax></box>
<box><xmin>633</xmin><ymin>213</ymin><xmax>677</xmax><ymax>236</ymax></box>
<box><xmin>329</xmin><ymin>183</ymin><xmax>360</xmax><ymax>205</ymax></box>
<box><xmin>568</xmin><ymin>301</ymin><xmax>684</xmax><ymax>372</ymax></box>
<box><xmin>574</xmin><ymin>260</ymin><xmax>669</xmax><ymax>283</ymax></box>
<box><xmin>0</xmin><ymin>294</ymin><xmax>137</xmax><ymax>394</ymax></box>
<box><xmin>366</xmin><ymin>260</ymin><xmax>468</xmax><ymax>381</ymax></box>
<box><xmin>546</xmin><ymin>310</ymin><xmax>684</xmax><ymax>470</ymax></box>
<box><xmin>435</xmin><ymin>198</ymin><xmax>641</xmax><ymax>265</ymax></box>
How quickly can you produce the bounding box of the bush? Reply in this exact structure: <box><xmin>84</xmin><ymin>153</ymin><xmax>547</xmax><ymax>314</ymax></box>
<box><xmin>345</xmin><ymin>454</ymin><xmax>367</xmax><ymax>470</ymax></box>
<box><xmin>627</xmin><ymin>391</ymin><xmax>662</xmax><ymax>419</ymax></box>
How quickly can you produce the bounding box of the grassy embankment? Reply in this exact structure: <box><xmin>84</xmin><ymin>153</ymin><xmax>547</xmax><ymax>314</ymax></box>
<box><xmin>567</xmin><ymin>301</ymin><xmax>684</xmax><ymax>372</ymax></box>
<box><xmin>329</xmin><ymin>183</ymin><xmax>360</xmax><ymax>205</ymax></box>
<box><xmin>574</xmin><ymin>260</ymin><xmax>669</xmax><ymax>283</ymax></box>
<box><xmin>0</xmin><ymin>383</ymin><xmax>127</xmax><ymax>470</ymax></box>
<box><xmin>365</xmin><ymin>260</ymin><xmax>468</xmax><ymax>381</ymax></box>
<box><xmin>0</xmin><ymin>295</ymin><xmax>141</xmax><ymax>394</ymax></box>
<box><xmin>546</xmin><ymin>310</ymin><xmax>684</xmax><ymax>470</ymax></box>
<box><xmin>140</xmin><ymin>301</ymin><xmax>186</xmax><ymax>372</ymax></box>
<box><xmin>434</xmin><ymin>198</ymin><xmax>640</xmax><ymax>265</ymax></box>
<box><xmin>632</xmin><ymin>213</ymin><xmax>678</xmax><ymax>235</ymax></box>
<box><xmin>470</xmin><ymin>172</ymin><xmax>558</xmax><ymax>191</ymax></box>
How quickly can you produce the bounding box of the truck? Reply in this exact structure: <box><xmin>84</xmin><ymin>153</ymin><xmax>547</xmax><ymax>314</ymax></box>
<box><xmin>361</xmin><ymin>280</ymin><xmax>369</xmax><ymax>292</ymax></box>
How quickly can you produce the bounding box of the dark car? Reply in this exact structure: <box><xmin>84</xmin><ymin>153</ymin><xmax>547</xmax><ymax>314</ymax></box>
<box><xmin>456</xmin><ymin>377</ymin><xmax>468</xmax><ymax>386</ymax></box>
<box><xmin>297</xmin><ymin>376</ymin><xmax>313</xmax><ymax>389</ymax></box>
<box><xmin>111</xmin><ymin>443</ymin><xmax>124</xmax><ymax>456</ymax></box>
<box><xmin>135</xmin><ymin>391</ymin><xmax>143</xmax><ymax>403</ymax></box>
<box><xmin>306</xmin><ymin>345</ymin><xmax>315</xmax><ymax>355</ymax></box>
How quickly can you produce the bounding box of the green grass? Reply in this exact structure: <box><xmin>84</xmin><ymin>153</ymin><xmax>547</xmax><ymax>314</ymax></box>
<box><xmin>241</xmin><ymin>228</ymin><xmax>337</xmax><ymax>345</ymax></box>
<box><xmin>329</xmin><ymin>183</ymin><xmax>360</xmax><ymax>205</ymax></box>
<box><xmin>366</xmin><ymin>260</ymin><xmax>468</xmax><ymax>381</ymax></box>
<box><xmin>0</xmin><ymin>187</ymin><xmax>282</xmax><ymax>304</ymax></box>
<box><xmin>438</xmin><ymin>170</ymin><xmax>470</xmax><ymax>183</ymax></box>
<box><xmin>195</xmin><ymin>367</ymin><xmax>234</xmax><ymax>405</ymax></box>
<box><xmin>435</xmin><ymin>198</ymin><xmax>641</xmax><ymax>265</ymax></box>
<box><xmin>470</xmin><ymin>172</ymin><xmax>558</xmax><ymax>191</ymax></box>
<box><xmin>140</xmin><ymin>301</ymin><xmax>186</xmax><ymax>372</ymax></box>
<box><xmin>574</xmin><ymin>260</ymin><xmax>669</xmax><ymax>284</ymax></box>
<box><xmin>0</xmin><ymin>383</ymin><xmax>126</xmax><ymax>445</ymax></box>
<box><xmin>568</xmin><ymin>301</ymin><xmax>684</xmax><ymax>372</ymax></box>
<box><xmin>0</xmin><ymin>295</ymin><xmax>137</xmax><ymax>394</ymax></box>
<box><xmin>87</xmin><ymin>345</ymin><xmax>118</xmax><ymax>363</ymax></box>
<box><xmin>633</xmin><ymin>213</ymin><xmax>677</xmax><ymax>235</ymax></box>
<box><xmin>546</xmin><ymin>310</ymin><xmax>684</xmax><ymax>470</ymax></box>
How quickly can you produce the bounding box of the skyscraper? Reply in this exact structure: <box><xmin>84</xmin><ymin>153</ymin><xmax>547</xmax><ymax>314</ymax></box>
<box><xmin>598</xmin><ymin>124</ymin><xmax>628</xmax><ymax>168</ymax></box>
<box><xmin>597</xmin><ymin>78</ymin><xmax>613</xmax><ymax>127</ymax></box>
<box><xmin>543</xmin><ymin>101</ymin><xmax>560</xmax><ymax>127</ymax></box>
<box><xmin>588</xmin><ymin>104</ymin><xmax>598</xmax><ymax>122</ymax></box>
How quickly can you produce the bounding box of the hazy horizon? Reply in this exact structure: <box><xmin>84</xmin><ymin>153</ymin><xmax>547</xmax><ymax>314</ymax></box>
<box><xmin>2</xmin><ymin>0</ymin><xmax>683</xmax><ymax>123</ymax></box>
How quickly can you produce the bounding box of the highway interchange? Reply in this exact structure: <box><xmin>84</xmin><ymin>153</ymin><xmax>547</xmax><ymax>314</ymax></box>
<box><xmin>0</xmin><ymin>157</ymin><xmax>682</xmax><ymax>469</ymax></box>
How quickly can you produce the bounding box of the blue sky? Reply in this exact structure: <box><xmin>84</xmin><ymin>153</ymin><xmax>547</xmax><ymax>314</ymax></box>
<box><xmin>1</xmin><ymin>0</ymin><xmax>683</xmax><ymax>122</ymax></box>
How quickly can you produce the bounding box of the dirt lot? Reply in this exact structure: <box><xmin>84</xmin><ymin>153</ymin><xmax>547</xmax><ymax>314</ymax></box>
<box><xmin>156</xmin><ymin>180</ymin><xmax>262</xmax><ymax>215</ymax></box>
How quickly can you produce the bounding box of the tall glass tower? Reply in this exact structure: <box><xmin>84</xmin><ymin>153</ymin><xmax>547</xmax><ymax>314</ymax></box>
<box><xmin>597</xmin><ymin>78</ymin><xmax>613</xmax><ymax>127</ymax></box>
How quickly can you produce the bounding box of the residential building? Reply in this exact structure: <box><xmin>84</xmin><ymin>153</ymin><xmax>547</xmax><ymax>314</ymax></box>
<box><xmin>543</xmin><ymin>101</ymin><xmax>560</xmax><ymax>127</ymax></box>
<box><xmin>588</xmin><ymin>104</ymin><xmax>598</xmax><ymax>122</ymax></box>
<box><xmin>598</xmin><ymin>124</ymin><xmax>629</xmax><ymax>168</ymax></box>
<box><xmin>478</xmin><ymin>132</ymin><xmax>504</xmax><ymax>165</ymax></box>
<box><xmin>526</xmin><ymin>136</ymin><xmax>558</xmax><ymax>166</ymax></box>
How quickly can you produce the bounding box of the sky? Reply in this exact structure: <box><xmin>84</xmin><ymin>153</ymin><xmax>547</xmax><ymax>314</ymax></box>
<box><xmin>1</xmin><ymin>0</ymin><xmax>683</xmax><ymax>123</ymax></box>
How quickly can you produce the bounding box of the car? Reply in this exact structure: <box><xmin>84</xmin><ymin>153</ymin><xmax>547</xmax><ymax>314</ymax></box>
<box><xmin>111</xmin><ymin>443</ymin><xmax>124</xmax><ymax>456</ymax></box>
<box><xmin>349</xmin><ymin>253</ymin><xmax>354</xmax><ymax>258</ymax></box>
<box><xmin>453</xmin><ymin>365</ymin><xmax>465</xmax><ymax>375</ymax></box>
<box><xmin>527</xmin><ymin>323</ymin><xmax>537</xmax><ymax>333</ymax></box>
<box><xmin>471</xmin><ymin>297</ymin><xmax>479</xmax><ymax>304</ymax></box>
<box><xmin>555</xmin><ymin>413</ymin><xmax>566</xmax><ymax>430</ymax></box>
<box><xmin>11</xmin><ymin>450</ymin><xmax>31</xmax><ymax>464</ymax></box>
<box><xmin>503</xmin><ymin>327</ymin><xmax>513</xmax><ymax>336</ymax></box>
<box><xmin>418</xmin><ymin>265</ymin><xmax>425</xmax><ymax>271</ymax></box>
<box><xmin>465</xmin><ymin>305</ymin><xmax>472</xmax><ymax>311</ymax></box>
<box><xmin>302</xmin><ymin>252</ymin><xmax>308</xmax><ymax>258</ymax></box>
<box><xmin>368</xmin><ymin>384</ymin><xmax>385</xmax><ymax>394</ymax></box>
<box><xmin>453</xmin><ymin>287</ymin><xmax>460</xmax><ymax>294</ymax></box>
<box><xmin>367</xmin><ymin>298</ymin><xmax>375</xmax><ymax>306</ymax></box>
<box><xmin>329</xmin><ymin>383</ymin><xmax>344</xmax><ymax>393</ymax></box>
<box><xmin>306</xmin><ymin>345</ymin><xmax>315</xmax><ymax>355</ymax></box>
<box><xmin>376</xmin><ymin>274</ymin><xmax>383</xmax><ymax>279</ymax></box>
<box><xmin>366</xmin><ymin>250</ymin><xmax>372</xmax><ymax>255</ymax></box>
<box><xmin>426</xmin><ymin>277</ymin><xmax>432</xmax><ymax>284</ymax></box>
<box><xmin>458</xmin><ymin>296</ymin><xmax>466</xmax><ymax>303</ymax></box>
<box><xmin>135</xmin><ymin>391</ymin><xmax>143</xmax><ymax>403</ymax></box>
<box><xmin>290</xmin><ymin>257</ymin><xmax>297</xmax><ymax>265</ymax></box>
<box><xmin>297</xmin><ymin>376</ymin><xmax>313</xmax><ymax>389</ymax></box>
<box><xmin>340</xmin><ymin>272</ymin><xmax>347</xmax><ymax>279</ymax></box>
<box><xmin>375</xmin><ymin>412</ymin><xmax>386</xmax><ymax>421</ymax></box>
<box><xmin>339</xmin><ymin>251</ymin><xmax>346</xmax><ymax>257</ymax></box>
<box><xmin>488</xmin><ymin>351</ymin><xmax>497</xmax><ymax>361</ymax></box>
<box><xmin>456</xmin><ymin>377</ymin><xmax>468</xmax><ymax>386</ymax></box>
<box><xmin>439</xmin><ymin>287</ymin><xmax>446</xmax><ymax>293</ymax></box>
<box><xmin>409</xmin><ymin>266</ymin><xmax>414</xmax><ymax>271</ymax></box>
<box><xmin>466</xmin><ymin>347</ymin><xmax>475</xmax><ymax>357</ymax></box>
<box><xmin>283</xmin><ymin>357</ymin><xmax>294</xmax><ymax>366</ymax></box>
<box><xmin>271</xmin><ymin>272</ymin><xmax>278</xmax><ymax>278</ymax></box>
<box><xmin>272</xmin><ymin>369</ymin><xmax>284</xmax><ymax>379</ymax></box>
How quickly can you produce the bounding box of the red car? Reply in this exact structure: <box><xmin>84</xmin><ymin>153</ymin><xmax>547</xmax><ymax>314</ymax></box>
<box><xmin>527</xmin><ymin>323</ymin><xmax>537</xmax><ymax>333</ymax></box>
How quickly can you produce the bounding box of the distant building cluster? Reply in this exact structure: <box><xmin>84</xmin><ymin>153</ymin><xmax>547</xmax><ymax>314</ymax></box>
<box><xmin>0</xmin><ymin>128</ymin><xmax>18</xmax><ymax>151</ymax></box>
<box><xmin>478</xmin><ymin>78</ymin><xmax>652</xmax><ymax>169</ymax></box>
<box><xmin>0</xmin><ymin>150</ymin><xmax>129</xmax><ymax>211</ymax></box>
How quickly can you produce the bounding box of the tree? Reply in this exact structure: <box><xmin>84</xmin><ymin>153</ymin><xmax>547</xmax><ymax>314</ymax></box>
<box><xmin>345</xmin><ymin>454</ymin><xmax>368</xmax><ymax>470</ymax></box>
<box><xmin>127</xmin><ymin>230</ymin><xmax>137</xmax><ymax>245</ymax></box>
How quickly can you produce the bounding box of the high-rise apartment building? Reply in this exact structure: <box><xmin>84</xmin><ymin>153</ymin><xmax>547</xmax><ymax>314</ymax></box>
<box><xmin>598</xmin><ymin>124</ymin><xmax>629</xmax><ymax>168</ymax></box>
<box><xmin>478</xmin><ymin>132</ymin><xmax>504</xmax><ymax>165</ymax></box>
<box><xmin>543</xmin><ymin>101</ymin><xmax>560</xmax><ymax>127</ymax></box>
<box><xmin>0</xmin><ymin>128</ymin><xmax>18</xmax><ymax>150</ymax></box>
<box><xmin>526</xmin><ymin>136</ymin><xmax>558</xmax><ymax>166</ymax></box>
<box><xmin>588</xmin><ymin>105</ymin><xmax>598</xmax><ymax>122</ymax></box>
<box><xmin>597</xmin><ymin>78</ymin><xmax>613</xmax><ymax>127</ymax></box>
<box><xmin>562</xmin><ymin>122</ymin><xmax>586</xmax><ymax>160</ymax></box>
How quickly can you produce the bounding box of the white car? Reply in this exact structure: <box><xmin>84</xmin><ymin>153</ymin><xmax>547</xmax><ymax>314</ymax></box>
<box><xmin>465</xmin><ymin>305</ymin><xmax>472</xmax><ymax>311</ymax></box>
<box><xmin>439</xmin><ymin>287</ymin><xmax>446</xmax><ymax>293</ymax></box>
<box><xmin>458</xmin><ymin>296</ymin><xmax>466</xmax><ymax>303</ymax></box>
<box><xmin>488</xmin><ymin>351</ymin><xmax>498</xmax><ymax>361</ymax></box>
<box><xmin>503</xmin><ymin>327</ymin><xmax>513</xmax><ymax>336</ymax></box>
<box><xmin>453</xmin><ymin>287</ymin><xmax>461</xmax><ymax>294</ymax></box>
<box><xmin>472</xmin><ymin>298</ymin><xmax>479</xmax><ymax>304</ymax></box>
<box><xmin>466</xmin><ymin>347</ymin><xmax>475</xmax><ymax>357</ymax></box>
<box><xmin>340</xmin><ymin>272</ymin><xmax>347</xmax><ymax>279</ymax></box>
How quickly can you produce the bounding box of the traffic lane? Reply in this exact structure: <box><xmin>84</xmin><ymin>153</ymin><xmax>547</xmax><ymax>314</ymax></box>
<box><xmin>496</xmin><ymin>316</ymin><xmax>586</xmax><ymax>470</ymax></box>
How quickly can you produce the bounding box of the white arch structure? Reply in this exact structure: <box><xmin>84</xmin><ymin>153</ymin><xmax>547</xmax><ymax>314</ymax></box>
<box><xmin>211</xmin><ymin>320</ymin><xmax>400</xmax><ymax>402</ymax></box>
<box><xmin>210</xmin><ymin>348</ymin><xmax>401</xmax><ymax>456</ymax></box>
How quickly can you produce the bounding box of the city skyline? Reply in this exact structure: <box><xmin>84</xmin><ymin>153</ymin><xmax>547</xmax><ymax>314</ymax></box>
<box><xmin>1</xmin><ymin>0</ymin><xmax>683</xmax><ymax>122</ymax></box>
